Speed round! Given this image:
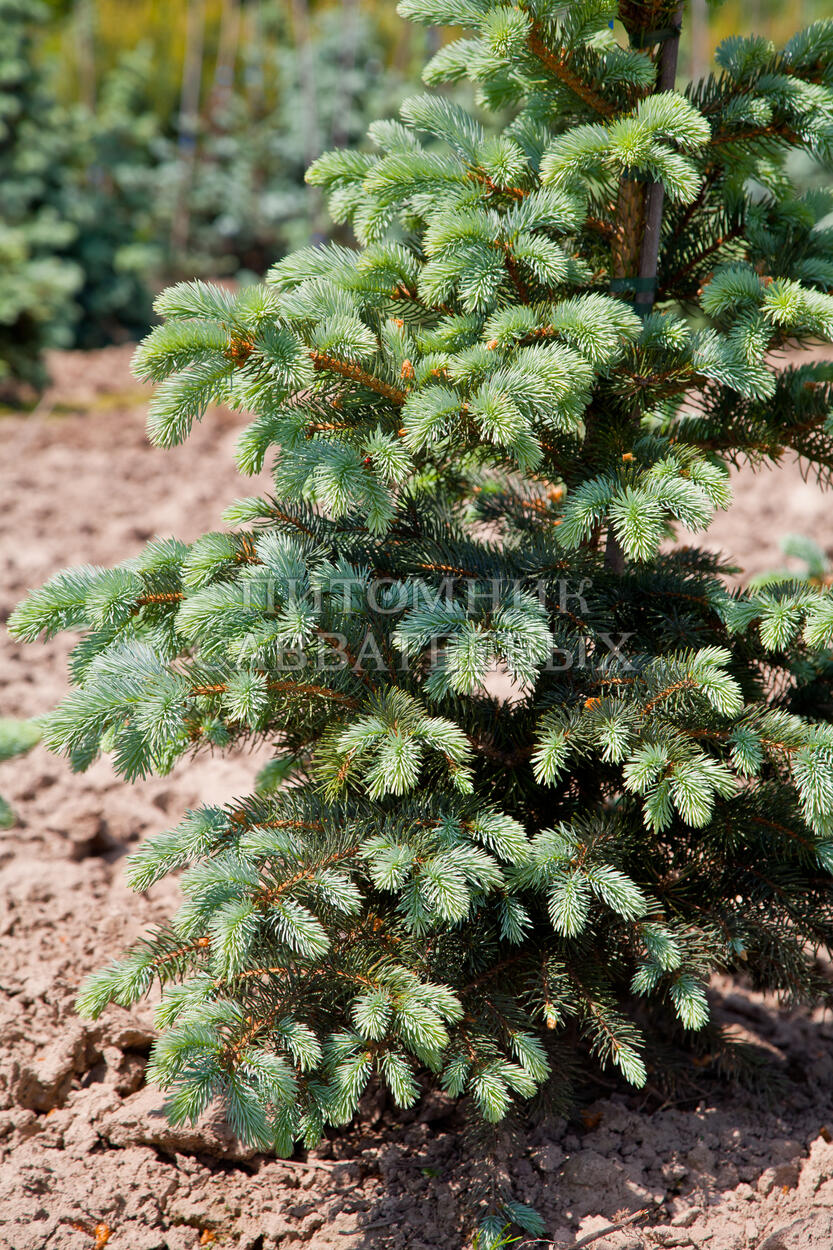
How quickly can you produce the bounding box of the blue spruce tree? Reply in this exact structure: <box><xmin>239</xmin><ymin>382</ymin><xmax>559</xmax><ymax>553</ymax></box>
<box><xmin>11</xmin><ymin>1</ymin><xmax>833</xmax><ymax>1241</ymax></box>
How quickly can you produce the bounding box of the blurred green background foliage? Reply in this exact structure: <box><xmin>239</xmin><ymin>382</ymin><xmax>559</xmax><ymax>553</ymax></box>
<box><xmin>2</xmin><ymin>0</ymin><xmax>831</xmax><ymax>391</ymax></box>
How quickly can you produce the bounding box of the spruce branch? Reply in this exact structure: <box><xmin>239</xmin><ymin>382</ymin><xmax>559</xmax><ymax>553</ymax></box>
<box><xmin>524</xmin><ymin>16</ymin><xmax>616</xmax><ymax>119</ymax></box>
<box><xmin>192</xmin><ymin>678</ymin><xmax>360</xmax><ymax>709</ymax></box>
<box><xmin>641</xmin><ymin>678</ymin><xmax>698</xmax><ymax>717</ymax></box>
<box><xmin>659</xmin><ymin>224</ymin><xmax>746</xmax><ymax>298</ymax></box>
<box><xmin>499</xmin><ymin>244</ymin><xmax>531</xmax><ymax>305</ymax></box>
<box><xmin>709</xmin><ymin>122</ymin><xmax>799</xmax><ymax>149</ymax></box>
<box><xmin>136</xmin><ymin>591</ymin><xmax>186</xmax><ymax>606</ymax></box>
<box><xmin>308</xmin><ymin>350</ymin><xmax>408</xmax><ymax>405</ymax></box>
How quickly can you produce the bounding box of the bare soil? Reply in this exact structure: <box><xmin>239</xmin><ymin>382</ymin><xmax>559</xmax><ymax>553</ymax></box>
<box><xmin>1</xmin><ymin>347</ymin><xmax>833</xmax><ymax>1250</ymax></box>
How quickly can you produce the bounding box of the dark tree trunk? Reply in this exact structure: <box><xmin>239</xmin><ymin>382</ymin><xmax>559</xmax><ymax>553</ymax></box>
<box><xmin>605</xmin><ymin>5</ymin><xmax>684</xmax><ymax>573</ymax></box>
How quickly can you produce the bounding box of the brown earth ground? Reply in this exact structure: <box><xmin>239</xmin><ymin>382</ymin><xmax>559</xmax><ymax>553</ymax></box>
<box><xmin>1</xmin><ymin>347</ymin><xmax>833</xmax><ymax>1250</ymax></box>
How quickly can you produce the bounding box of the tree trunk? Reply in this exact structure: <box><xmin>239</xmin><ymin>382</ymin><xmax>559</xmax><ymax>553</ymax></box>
<box><xmin>605</xmin><ymin>5</ymin><xmax>684</xmax><ymax>573</ymax></box>
<box><xmin>689</xmin><ymin>0</ymin><xmax>709</xmax><ymax>83</ymax></box>
<box><xmin>290</xmin><ymin>0</ymin><xmax>326</xmax><ymax>245</ymax></box>
<box><xmin>211</xmin><ymin>0</ymin><xmax>241</xmax><ymax>120</ymax></box>
<box><xmin>244</xmin><ymin>0</ymin><xmax>265</xmax><ymax>116</ymax></box>
<box><xmin>635</xmin><ymin>5</ymin><xmax>684</xmax><ymax>318</ymax></box>
<box><xmin>75</xmin><ymin>0</ymin><xmax>96</xmax><ymax>113</ymax></box>
<box><xmin>171</xmin><ymin>0</ymin><xmax>206</xmax><ymax>261</ymax></box>
<box><xmin>329</xmin><ymin>0</ymin><xmax>360</xmax><ymax>151</ymax></box>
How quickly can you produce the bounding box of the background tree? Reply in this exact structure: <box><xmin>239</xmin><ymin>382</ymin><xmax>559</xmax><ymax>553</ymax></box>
<box><xmin>150</xmin><ymin>5</ymin><xmax>409</xmax><ymax>279</ymax></box>
<box><xmin>0</xmin><ymin>0</ymin><xmax>416</xmax><ymax>385</ymax></box>
<box><xmin>56</xmin><ymin>45</ymin><xmax>160</xmax><ymax>348</ymax></box>
<box><xmin>0</xmin><ymin>0</ymin><xmax>82</xmax><ymax>390</ymax></box>
<box><xmin>11</xmin><ymin>1</ymin><xmax>833</xmax><ymax>1242</ymax></box>
<box><xmin>0</xmin><ymin>1</ymin><xmax>159</xmax><ymax>384</ymax></box>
